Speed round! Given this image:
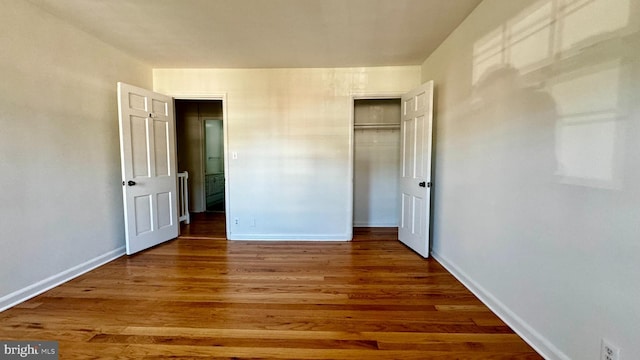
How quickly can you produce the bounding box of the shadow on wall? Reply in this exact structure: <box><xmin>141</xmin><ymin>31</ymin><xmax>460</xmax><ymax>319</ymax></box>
<box><xmin>456</xmin><ymin>63</ymin><xmax>559</xmax><ymax>249</ymax></box>
<box><xmin>471</xmin><ymin>65</ymin><xmax>557</xmax><ymax>185</ymax></box>
<box><xmin>433</xmin><ymin>3</ymin><xmax>640</xmax><ymax>357</ymax></box>
<box><xmin>441</xmin><ymin>0</ymin><xmax>640</xmax><ymax>269</ymax></box>
<box><xmin>470</xmin><ymin>0</ymin><xmax>638</xmax><ymax>190</ymax></box>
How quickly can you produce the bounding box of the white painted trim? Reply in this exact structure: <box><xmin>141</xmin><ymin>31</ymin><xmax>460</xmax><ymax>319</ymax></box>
<box><xmin>431</xmin><ymin>250</ymin><xmax>570</xmax><ymax>360</ymax></box>
<box><xmin>171</xmin><ymin>93</ymin><xmax>231</xmax><ymax>239</ymax></box>
<box><xmin>169</xmin><ymin>93</ymin><xmax>228</xmax><ymax>100</ymax></box>
<box><xmin>0</xmin><ymin>246</ymin><xmax>125</xmax><ymax>312</ymax></box>
<box><xmin>228</xmin><ymin>234</ymin><xmax>350</xmax><ymax>241</ymax></box>
<box><xmin>177</xmin><ymin>171</ymin><xmax>190</xmax><ymax>224</ymax></box>
<box><xmin>347</xmin><ymin>97</ymin><xmax>355</xmax><ymax>239</ymax></box>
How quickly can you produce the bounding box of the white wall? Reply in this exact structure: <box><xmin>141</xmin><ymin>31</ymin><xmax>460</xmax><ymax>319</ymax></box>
<box><xmin>0</xmin><ymin>0</ymin><xmax>151</xmax><ymax>309</ymax></box>
<box><xmin>154</xmin><ymin>67</ymin><xmax>420</xmax><ymax>239</ymax></box>
<box><xmin>422</xmin><ymin>0</ymin><xmax>640</xmax><ymax>359</ymax></box>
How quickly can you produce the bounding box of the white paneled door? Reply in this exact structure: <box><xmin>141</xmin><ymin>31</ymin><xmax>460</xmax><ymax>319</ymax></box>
<box><xmin>399</xmin><ymin>81</ymin><xmax>434</xmax><ymax>258</ymax></box>
<box><xmin>117</xmin><ymin>82</ymin><xmax>178</xmax><ymax>255</ymax></box>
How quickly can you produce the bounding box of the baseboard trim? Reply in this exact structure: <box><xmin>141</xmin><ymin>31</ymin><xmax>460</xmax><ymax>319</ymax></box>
<box><xmin>431</xmin><ymin>250</ymin><xmax>569</xmax><ymax>360</ymax></box>
<box><xmin>227</xmin><ymin>233</ymin><xmax>351</xmax><ymax>241</ymax></box>
<box><xmin>0</xmin><ymin>246</ymin><xmax>126</xmax><ymax>312</ymax></box>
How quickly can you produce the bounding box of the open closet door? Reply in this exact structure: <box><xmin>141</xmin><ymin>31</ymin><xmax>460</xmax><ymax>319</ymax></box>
<box><xmin>398</xmin><ymin>81</ymin><xmax>434</xmax><ymax>258</ymax></box>
<box><xmin>117</xmin><ymin>82</ymin><xmax>178</xmax><ymax>255</ymax></box>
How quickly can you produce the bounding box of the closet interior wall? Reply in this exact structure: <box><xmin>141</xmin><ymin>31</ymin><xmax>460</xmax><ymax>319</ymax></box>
<box><xmin>353</xmin><ymin>99</ymin><xmax>401</xmax><ymax>227</ymax></box>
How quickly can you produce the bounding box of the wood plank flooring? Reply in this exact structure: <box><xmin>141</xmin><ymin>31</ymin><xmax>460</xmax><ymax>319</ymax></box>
<box><xmin>0</xmin><ymin>216</ymin><xmax>542</xmax><ymax>359</ymax></box>
<box><xmin>179</xmin><ymin>212</ymin><xmax>227</xmax><ymax>239</ymax></box>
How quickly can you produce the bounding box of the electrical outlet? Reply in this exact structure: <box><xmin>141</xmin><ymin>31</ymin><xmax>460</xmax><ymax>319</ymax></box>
<box><xmin>601</xmin><ymin>339</ymin><xmax>620</xmax><ymax>360</ymax></box>
<box><xmin>234</xmin><ymin>218</ymin><xmax>239</xmax><ymax>225</ymax></box>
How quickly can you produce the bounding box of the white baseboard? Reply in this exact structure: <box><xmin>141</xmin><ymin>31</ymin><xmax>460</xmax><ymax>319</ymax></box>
<box><xmin>227</xmin><ymin>233</ymin><xmax>351</xmax><ymax>241</ymax></box>
<box><xmin>431</xmin><ymin>250</ymin><xmax>570</xmax><ymax>360</ymax></box>
<box><xmin>0</xmin><ymin>246</ymin><xmax>126</xmax><ymax>312</ymax></box>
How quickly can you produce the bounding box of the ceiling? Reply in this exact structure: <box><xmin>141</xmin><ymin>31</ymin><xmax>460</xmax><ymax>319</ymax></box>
<box><xmin>28</xmin><ymin>0</ymin><xmax>482</xmax><ymax>69</ymax></box>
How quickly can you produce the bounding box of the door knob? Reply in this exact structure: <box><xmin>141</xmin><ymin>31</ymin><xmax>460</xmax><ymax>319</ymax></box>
<box><xmin>419</xmin><ymin>181</ymin><xmax>426</xmax><ymax>187</ymax></box>
<box><xmin>127</xmin><ymin>180</ymin><xmax>136</xmax><ymax>186</ymax></box>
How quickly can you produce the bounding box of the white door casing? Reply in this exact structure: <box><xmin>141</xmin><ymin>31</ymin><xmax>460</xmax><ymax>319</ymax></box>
<box><xmin>117</xmin><ymin>82</ymin><xmax>178</xmax><ymax>255</ymax></box>
<box><xmin>398</xmin><ymin>81</ymin><xmax>434</xmax><ymax>258</ymax></box>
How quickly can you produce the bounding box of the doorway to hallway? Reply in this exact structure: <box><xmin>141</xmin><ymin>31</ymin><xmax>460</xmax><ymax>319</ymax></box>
<box><xmin>175</xmin><ymin>99</ymin><xmax>227</xmax><ymax>238</ymax></box>
<box><xmin>175</xmin><ymin>99</ymin><xmax>226</xmax><ymax>213</ymax></box>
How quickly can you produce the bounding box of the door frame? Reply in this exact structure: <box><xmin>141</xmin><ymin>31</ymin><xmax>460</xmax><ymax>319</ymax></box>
<box><xmin>172</xmin><ymin>93</ymin><xmax>231</xmax><ymax>238</ymax></box>
<box><xmin>348</xmin><ymin>91</ymin><xmax>406</xmax><ymax>239</ymax></box>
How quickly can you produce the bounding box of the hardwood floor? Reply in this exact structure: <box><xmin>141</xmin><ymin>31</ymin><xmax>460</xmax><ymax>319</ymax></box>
<box><xmin>179</xmin><ymin>212</ymin><xmax>227</xmax><ymax>239</ymax></box>
<box><xmin>0</xmin><ymin>218</ymin><xmax>542</xmax><ymax>359</ymax></box>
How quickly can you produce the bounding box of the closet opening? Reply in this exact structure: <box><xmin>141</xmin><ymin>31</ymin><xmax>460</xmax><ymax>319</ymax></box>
<box><xmin>353</xmin><ymin>98</ymin><xmax>402</xmax><ymax>230</ymax></box>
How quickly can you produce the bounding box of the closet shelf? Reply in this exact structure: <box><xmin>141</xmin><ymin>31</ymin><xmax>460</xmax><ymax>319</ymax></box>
<box><xmin>354</xmin><ymin>123</ymin><xmax>400</xmax><ymax>129</ymax></box>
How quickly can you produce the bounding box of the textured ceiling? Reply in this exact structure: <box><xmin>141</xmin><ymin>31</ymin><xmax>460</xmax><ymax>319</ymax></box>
<box><xmin>28</xmin><ymin>0</ymin><xmax>482</xmax><ymax>68</ymax></box>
